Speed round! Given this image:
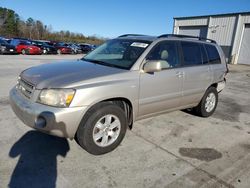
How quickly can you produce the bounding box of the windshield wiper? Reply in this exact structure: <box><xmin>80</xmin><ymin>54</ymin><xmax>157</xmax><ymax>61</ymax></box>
<box><xmin>82</xmin><ymin>58</ymin><xmax>127</xmax><ymax>70</ymax></box>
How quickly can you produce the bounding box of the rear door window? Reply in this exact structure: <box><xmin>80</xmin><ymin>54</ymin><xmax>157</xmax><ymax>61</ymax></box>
<box><xmin>181</xmin><ymin>42</ymin><xmax>203</xmax><ymax>66</ymax></box>
<box><xmin>205</xmin><ymin>44</ymin><xmax>221</xmax><ymax>64</ymax></box>
<box><xmin>200</xmin><ymin>44</ymin><xmax>209</xmax><ymax>64</ymax></box>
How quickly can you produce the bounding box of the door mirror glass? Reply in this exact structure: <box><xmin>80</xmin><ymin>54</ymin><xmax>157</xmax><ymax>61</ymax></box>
<box><xmin>143</xmin><ymin>60</ymin><xmax>163</xmax><ymax>73</ymax></box>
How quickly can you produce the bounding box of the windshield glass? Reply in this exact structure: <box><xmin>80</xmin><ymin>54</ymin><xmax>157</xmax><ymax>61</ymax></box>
<box><xmin>32</xmin><ymin>41</ymin><xmax>44</xmax><ymax>45</ymax></box>
<box><xmin>20</xmin><ymin>40</ymin><xmax>31</xmax><ymax>45</ymax></box>
<box><xmin>0</xmin><ymin>39</ymin><xmax>8</xmax><ymax>44</ymax></box>
<box><xmin>82</xmin><ymin>39</ymin><xmax>151</xmax><ymax>70</ymax></box>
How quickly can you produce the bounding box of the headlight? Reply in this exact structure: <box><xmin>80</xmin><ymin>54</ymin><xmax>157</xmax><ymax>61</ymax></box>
<box><xmin>37</xmin><ymin>89</ymin><xmax>75</xmax><ymax>107</ymax></box>
<box><xmin>17</xmin><ymin>76</ymin><xmax>21</xmax><ymax>84</ymax></box>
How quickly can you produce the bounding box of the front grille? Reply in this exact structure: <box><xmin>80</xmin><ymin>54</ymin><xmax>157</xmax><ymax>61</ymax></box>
<box><xmin>17</xmin><ymin>78</ymin><xmax>34</xmax><ymax>99</ymax></box>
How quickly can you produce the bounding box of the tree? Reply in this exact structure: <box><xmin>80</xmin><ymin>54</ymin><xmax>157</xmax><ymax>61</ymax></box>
<box><xmin>0</xmin><ymin>7</ymin><xmax>19</xmax><ymax>37</ymax></box>
<box><xmin>26</xmin><ymin>17</ymin><xmax>34</xmax><ymax>39</ymax></box>
<box><xmin>0</xmin><ymin>6</ymin><xmax>104</xmax><ymax>44</ymax></box>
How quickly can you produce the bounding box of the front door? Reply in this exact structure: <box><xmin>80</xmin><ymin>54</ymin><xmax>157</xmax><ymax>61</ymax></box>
<box><xmin>139</xmin><ymin>40</ymin><xmax>183</xmax><ymax>117</ymax></box>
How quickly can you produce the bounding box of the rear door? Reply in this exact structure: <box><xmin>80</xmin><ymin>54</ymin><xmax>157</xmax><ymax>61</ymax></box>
<box><xmin>139</xmin><ymin>40</ymin><xmax>183</xmax><ymax>117</ymax></box>
<box><xmin>180</xmin><ymin>41</ymin><xmax>212</xmax><ymax>107</ymax></box>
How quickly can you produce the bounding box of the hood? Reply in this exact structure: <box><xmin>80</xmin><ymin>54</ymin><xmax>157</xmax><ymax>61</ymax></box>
<box><xmin>21</xmin><ymin>60</ymin><xmax>126</xmax><ymax>89</ymax></box>
<box><xmin>1</xmin><ymin>43</ymin><xmax>15</xmax><ymax>49</ymax></box>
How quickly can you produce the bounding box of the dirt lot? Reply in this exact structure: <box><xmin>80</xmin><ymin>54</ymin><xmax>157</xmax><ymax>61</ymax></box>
<box><xmin>0</xmin><ymin>55</ymin><xmax>250</xmax><ymax>188</ymax></box>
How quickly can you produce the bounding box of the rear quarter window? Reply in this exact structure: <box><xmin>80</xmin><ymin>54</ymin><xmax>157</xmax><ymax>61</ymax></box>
<box><xmin>205</xmin><ymin>44</ymin><xmax>221</xmax><ymax>64</ymax></box>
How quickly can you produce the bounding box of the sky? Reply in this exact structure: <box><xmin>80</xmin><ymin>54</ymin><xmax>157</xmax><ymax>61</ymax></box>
<box><xmin>1</xmin><ymin>0</ymin><xmax>250</xmax><ymax>38</ymax></box>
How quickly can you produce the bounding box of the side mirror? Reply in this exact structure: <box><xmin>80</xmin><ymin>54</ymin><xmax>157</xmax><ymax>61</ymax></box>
<box><xmin>143</xmin><ymin>60</ymin><xmax>163</xmax><ymax>73</ymax></box>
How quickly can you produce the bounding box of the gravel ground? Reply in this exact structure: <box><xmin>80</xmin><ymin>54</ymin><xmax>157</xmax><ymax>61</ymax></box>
<box><xmin>0</xmin><ymin>54</ymin><xmax>250</xmax><ymax>188</ymax></box>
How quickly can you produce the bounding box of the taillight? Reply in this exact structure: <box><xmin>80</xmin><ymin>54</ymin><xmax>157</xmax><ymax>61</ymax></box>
<box><xmin>226</xmin><ymin>63</ymin><xmax>229</xmax><ymax>75</ymax></box>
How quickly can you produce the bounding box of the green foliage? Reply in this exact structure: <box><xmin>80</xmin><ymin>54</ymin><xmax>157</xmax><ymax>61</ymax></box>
<box><xmin>0</xmin><ymin>7</ymin><xmax>19</xmax><ymax>37</ymax></box>
<box><xmin>0</xmin><ymin>7</ymin><xmax>104</xmax><ymax>44</ymax></box>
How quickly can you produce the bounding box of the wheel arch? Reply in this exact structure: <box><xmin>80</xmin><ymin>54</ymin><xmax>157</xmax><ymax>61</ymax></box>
<box><xmin>80</xmin><ymin>97</ymin><xmax>134</xmax><ymax>131</ymax></box>
<box><xmin>210</xmin><ymin>83</ymin><xmax>218</xmax><ymax>89</ymax></box>
<box><xmin>102</xmin><ymin>97</ymin><xmax>134</xmax><ymax>129</ymax></box>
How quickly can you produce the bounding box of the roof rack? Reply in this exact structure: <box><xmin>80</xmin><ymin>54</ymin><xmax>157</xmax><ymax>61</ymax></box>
<box><xmin>158</xmin><ymin>34</ymin><xmax>217</xmax><ymax>44</ymax></box>
<box><xmin>118</xmin><ymin>34</ymin><xmax>146</xmax><ymax>38</ymax></box>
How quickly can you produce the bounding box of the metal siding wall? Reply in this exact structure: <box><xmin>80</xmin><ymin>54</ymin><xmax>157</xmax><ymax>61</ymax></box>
<box><xmin>208</xmin><ymin>16</ymin><xmax>236</xmax><ymax>46</ymax></box>
<box><xmin>173</xmin><ymin>14</ymin><xmax>250</xmax><ymax>63</ymax></box>
<box><xmin>238</xmin><ymin>24</ymin><xmax>250</xmax><ymax>64</ymax></box>
<box><xmin>232</xmin><ymin>15</ymin><xmax>250</xmax><ymax>57</ymax></box>
<box><xmin>179</xmin><ymin>26</ymin><xmax>208</xmax><ymax>38</ymax></box>
<box><xmin>175</xmin><ymin>18</ymin><xmax>208</xmax><ymax>27</ymax></box>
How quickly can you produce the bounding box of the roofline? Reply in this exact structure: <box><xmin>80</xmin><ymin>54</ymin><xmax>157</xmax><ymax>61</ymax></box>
<box><xmin>174</xmin><ymin>11</ymin><xmax>250</xmax><ymax>20</ymax></box>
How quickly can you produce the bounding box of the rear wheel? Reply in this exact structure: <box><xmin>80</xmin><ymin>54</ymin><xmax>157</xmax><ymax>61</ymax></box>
<box><xmin>75</xmin><ymin>102</ymin><xmax>127</xmax><ymax>155</ymax></box>
<box><xmin>194</xmin><ymin>87</ymin><xmax>218</xmax><ymax>117</ymax></box>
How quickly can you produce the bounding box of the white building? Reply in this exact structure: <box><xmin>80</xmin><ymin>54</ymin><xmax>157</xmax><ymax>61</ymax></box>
<box><xmin>173</xmin><ymin>12</ymin><xmax>250</xmax><ymax>64</ymax></box>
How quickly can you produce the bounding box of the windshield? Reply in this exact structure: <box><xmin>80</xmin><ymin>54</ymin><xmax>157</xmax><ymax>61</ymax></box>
<box><xmin>20</xmin><ymin>40</ymin><xmax>31</xmax><ymax>45</ymax></box>
<box><xmin>32</xmin><ymin>41</ymin><xmax>44</xmax><ymax>46</ymax></box>
<box><xmin>82</xmin><ymin>39</ymin><xmax>151</xmax><ymax>70</ymax></box>
<box><xmin>0</xmin><ymin>39</ymin><xmax>8</xmax><ymax>44</ymax></box>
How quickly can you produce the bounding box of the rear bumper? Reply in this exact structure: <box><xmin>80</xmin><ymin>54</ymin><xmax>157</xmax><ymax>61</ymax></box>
<box><xmin>9</xmin><ymin>87</ymin><xmax>88</xmax><ymax>139</ymax></box>
<box><xmin>217</xmin><ymin>79</ymin><xmax>226</xmax><ymax>93</ymax></box>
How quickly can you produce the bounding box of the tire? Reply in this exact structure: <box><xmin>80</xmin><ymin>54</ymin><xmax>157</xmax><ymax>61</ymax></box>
<box><xmin>75</xmin><ymin>102</ymin><xmax>127</xmax><ymax>155</ymax></box>
<box><xmin>57</xmin><ymin>49</ymin><xmax>61</xmax><ymax>55</ymax></box>
<box><xmin>21</xmin><ymin>49</ymin><xmax>26</xmax><ymax>55</ymax></box>
<box><xmin>194</xmin><ymin>87</ymin><xmax>218</xmax><ymax>117</ymax></box>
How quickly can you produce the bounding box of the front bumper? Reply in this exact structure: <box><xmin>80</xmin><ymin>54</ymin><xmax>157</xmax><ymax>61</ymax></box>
<box><xmin>9</xmin><ymin>87</ymin><xmax>88</xmax><ymax>139</ymax></box>
<box><xmin>1</xmin><ymin>48</ymin><xmax>17</xmax><ymax>54</ymax></box>
<box><xmin>217</xmin><ymin>79</ymin><xmax>226</xmax><ymax>93</ymax></box>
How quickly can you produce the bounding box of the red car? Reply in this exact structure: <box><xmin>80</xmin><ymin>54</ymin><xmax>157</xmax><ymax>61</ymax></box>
<box><xmin>54</xmin><ymin>42</ymin><xmax>72</xmax><ymax>54</ymax></box>
<box><xmin>10</xmin><ymin>39</ymin><xmax>42</xmax><ymax>55</ymax></box>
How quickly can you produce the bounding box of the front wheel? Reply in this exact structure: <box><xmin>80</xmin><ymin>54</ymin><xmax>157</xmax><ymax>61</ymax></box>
<box><xmin>43</xmin><ymin>49</ymin><xmax>47</xmax><ymax>54</ymax></box>
<box><xmin>75</xmin><ymin>102</ymin><xmax>127</xmax><ymax>155</ymax></box>
<box><xmin>21</xmin><ymin>49</ymin><xmax>26</xmax><ymax>55</ymax></box>
<box><xmin>194</xmin><ymin>87</ymin><xmax>218</xmax><ymax>117</ymax></box>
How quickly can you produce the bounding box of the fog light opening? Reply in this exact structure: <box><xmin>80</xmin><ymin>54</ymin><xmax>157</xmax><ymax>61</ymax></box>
<box><xmin>35</xmin><ymin>116</ymin><xmax>47</xmax><ymax>128</ymax></box>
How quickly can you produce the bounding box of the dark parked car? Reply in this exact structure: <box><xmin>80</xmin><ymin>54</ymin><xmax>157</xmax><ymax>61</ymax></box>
<box><xmin>31</xmin><ymin>40</ymin><xmax>57</xmax><ymax>54</ymax></box>
<box><xmin>78</xmin><ymin>43</ymin><xmax>95</xmax><ymax>53</ymax></box>
<box><xmin>53</xmin><ymin>42</ymin><xmax>72</xmax><ymax>54</ymax></box>
<box><xmin>0</xmin><ymin>38</ymin><xmax>17</xmax><ymax>54</ymax></box>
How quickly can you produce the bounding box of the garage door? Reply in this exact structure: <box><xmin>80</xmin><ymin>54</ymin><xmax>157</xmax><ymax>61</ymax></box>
<box><xmin>178</xmin><ymin>26</ymin><xmax>208</xmax><ymax>38</ymax></box>
<box><xmin>238</xmin><ymin>24</ymin><xmax>250</xmax><ymax>65</ymax></box>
